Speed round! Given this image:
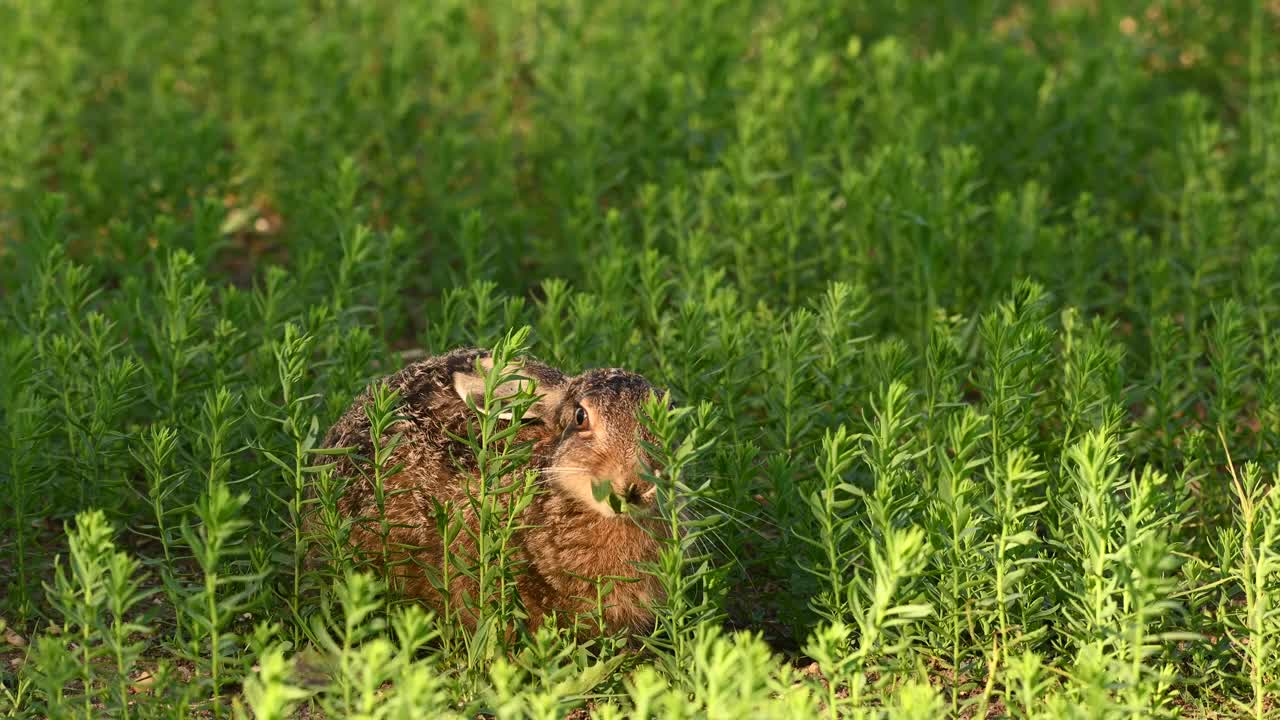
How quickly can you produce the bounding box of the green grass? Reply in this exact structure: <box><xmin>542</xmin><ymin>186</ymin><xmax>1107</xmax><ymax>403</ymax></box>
<box><xmin>2</xmin><ymin>0</ymin><xmax>1279</xmax><ymax>717</ymax></box>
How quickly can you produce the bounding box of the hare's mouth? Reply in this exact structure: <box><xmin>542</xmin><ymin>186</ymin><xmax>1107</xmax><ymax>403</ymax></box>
<box><xmin>630</xmin><ymin>465</ymin><xmax>661</xmax><ymax>502</ymax></box>
<box><xmin>628</xmin><ymin>483</ymin><xmax>658</xmax><ymax>505</ymax></box>
<box><xmin>594</xmin><ymin>481</ymin><xmax>658</xmax><ymax>518</ymax></box>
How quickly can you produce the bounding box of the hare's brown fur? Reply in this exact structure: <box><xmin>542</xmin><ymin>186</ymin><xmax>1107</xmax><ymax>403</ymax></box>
<box><xmin>319</xmin><ymin>347</ymin><xmax>665</xmax><ymax>635</ymax></box>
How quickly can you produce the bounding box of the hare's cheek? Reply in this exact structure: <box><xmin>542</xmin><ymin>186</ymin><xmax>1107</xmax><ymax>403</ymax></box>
<box><xmin>566</xmin><ymin>478</ymin><xmax>620</xmax><ymax>517</ymax></box>
<box><xmin>546</xmin><ymin>468</ymin><xmax>620</xmax><ymax>517</ymax></box>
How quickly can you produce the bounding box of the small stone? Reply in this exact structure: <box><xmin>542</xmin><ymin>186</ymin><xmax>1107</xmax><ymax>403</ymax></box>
<box><xmin>3</xmin><ymin>628</ymin><xmax>26</xmax><ymax>648</ymax></box>
<box><xmin>131</xmin><ymin>670</ymin><xmax>156</xmax><ymax>691</ymax></box>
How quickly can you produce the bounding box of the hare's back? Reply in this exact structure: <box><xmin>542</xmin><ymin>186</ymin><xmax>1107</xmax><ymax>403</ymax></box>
<box><xmin>324</xmin><ymin>348</ymin><xmax>490</xmax><ymax>453</ymax></box>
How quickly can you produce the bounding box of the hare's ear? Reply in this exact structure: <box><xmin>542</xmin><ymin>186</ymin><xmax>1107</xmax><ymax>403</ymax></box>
<box><xmin>452</xmin><ymin>357</ymin><xmax>564</xmax><ymax>420</ymax></box>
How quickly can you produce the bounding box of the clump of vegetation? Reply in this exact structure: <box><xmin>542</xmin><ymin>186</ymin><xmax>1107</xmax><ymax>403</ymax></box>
<box><xmin>2</xmin><ymin>0</ymin><xmax>1279</xmax><ymax>717</ymax></box>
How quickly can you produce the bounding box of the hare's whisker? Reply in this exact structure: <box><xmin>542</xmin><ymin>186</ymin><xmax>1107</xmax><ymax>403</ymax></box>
<box><xmin>680</xmin><ymin>508</ymin><xmax>756</xmax><ymax>592</ymax></box>
<box><xmin>691</xmin><ymin>496</ymin><xmax>781</xmax><ymax>532</ymax></box>
<box><xmin>541</xmin><ymin>468</ymin><xmax>597</xmax><ymax>480</ymax></box>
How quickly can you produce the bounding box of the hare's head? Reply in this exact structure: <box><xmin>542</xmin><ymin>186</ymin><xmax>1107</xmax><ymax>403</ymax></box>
<box><xmin>453</xmin><ymin>356</ymin><xmax>666</xmax><ymax>517</ymax></box>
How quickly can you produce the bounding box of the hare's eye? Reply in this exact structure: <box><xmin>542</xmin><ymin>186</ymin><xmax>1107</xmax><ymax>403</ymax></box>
<box><xmin>574</xmin><ymin>406</ymin><xmax>589</xmax><ymax>428</ymax></box>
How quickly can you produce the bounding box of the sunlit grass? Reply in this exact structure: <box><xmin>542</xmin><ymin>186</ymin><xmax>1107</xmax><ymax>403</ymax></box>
<box><xmin>2</xmin><ymin>0</ymin><xmax>1278</xmax><ymax>717</ymax></box>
